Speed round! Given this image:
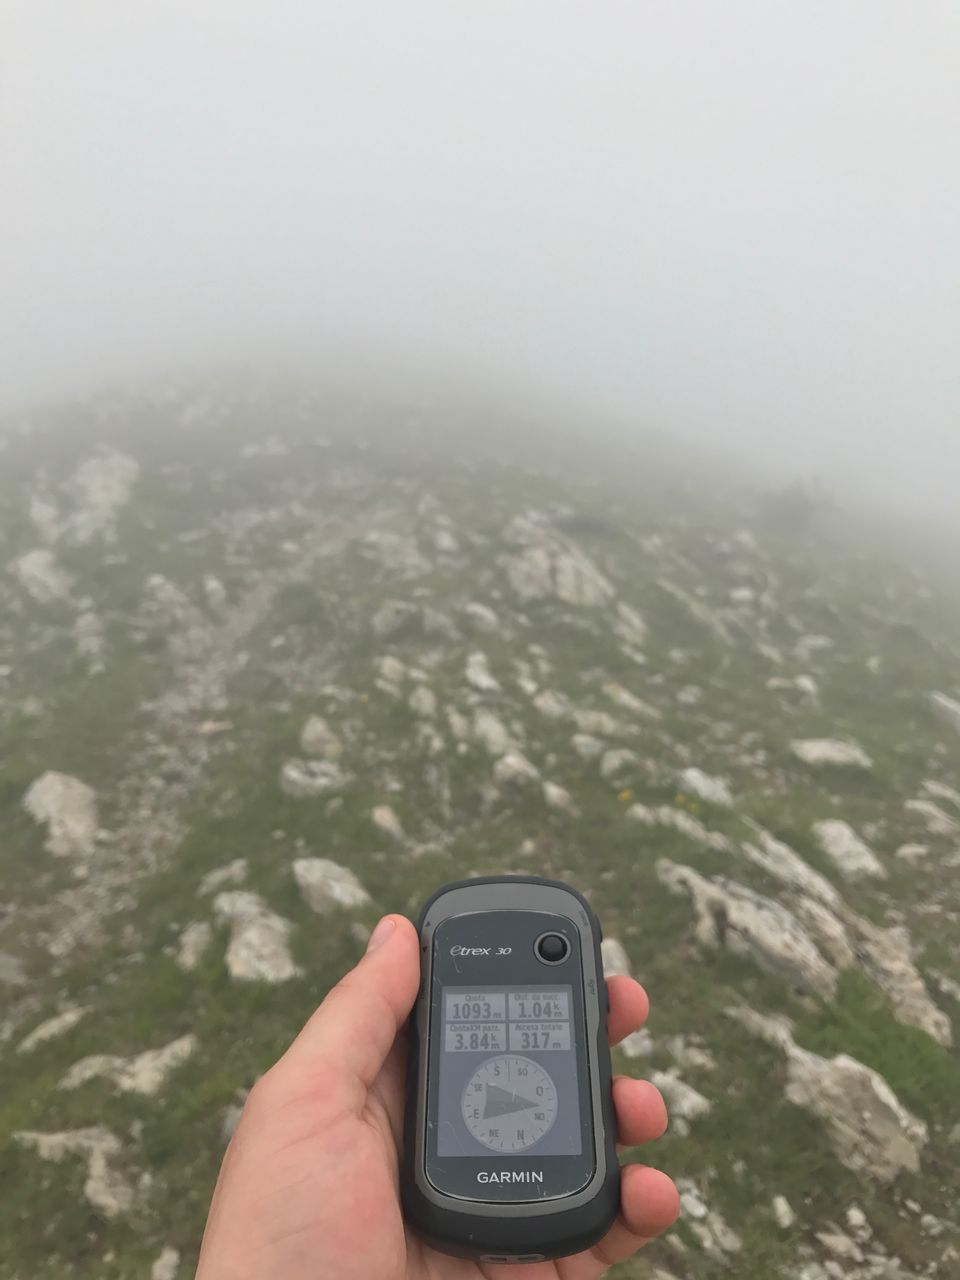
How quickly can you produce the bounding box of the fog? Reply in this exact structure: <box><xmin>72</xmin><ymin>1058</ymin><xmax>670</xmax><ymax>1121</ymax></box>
<box><xmin>3</xmin><ymin>2</ymin><xmax>959</xmax><ymax>524</ymax></box>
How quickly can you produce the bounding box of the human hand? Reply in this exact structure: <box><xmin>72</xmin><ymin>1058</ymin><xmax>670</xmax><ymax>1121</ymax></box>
<box><xmin>196</xmin><ymin>914</ymin><xmax>679</xmax><ymax>1279</ymax></box>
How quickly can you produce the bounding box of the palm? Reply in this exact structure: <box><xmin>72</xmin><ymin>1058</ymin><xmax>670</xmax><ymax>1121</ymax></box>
<box><xmin>197</xmin><ymin>918</ymin><xmax>677</xmax><ymax>1280</ymax></box>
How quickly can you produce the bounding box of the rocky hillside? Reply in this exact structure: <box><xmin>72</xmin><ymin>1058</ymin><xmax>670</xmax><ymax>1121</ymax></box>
<box><xmin>1</xmin><ymin>378</ymin><xmax>958</xmax><ymax>1279</ymax></box>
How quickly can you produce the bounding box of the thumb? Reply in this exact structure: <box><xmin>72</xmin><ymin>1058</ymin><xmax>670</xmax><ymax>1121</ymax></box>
<box><xmin>283</xmin><ymin>914</ymin><xmax>421</xmax><ymax>1091</ymax></box>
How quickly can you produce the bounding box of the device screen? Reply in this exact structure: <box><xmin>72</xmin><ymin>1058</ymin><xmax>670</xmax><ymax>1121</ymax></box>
<box><xmin>436</xmin><ymin>984</ymin><xmax>583</xmax><ymax>1157</ymax></box>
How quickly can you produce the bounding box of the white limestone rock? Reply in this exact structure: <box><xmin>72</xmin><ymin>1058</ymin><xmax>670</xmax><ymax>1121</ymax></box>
<box><xmin>542</xmin><ymin>781</ymin><xmax>577</xmax><ymax>814</ymax></box>
<box><xmin>851</xmin><ymin>916</ymin><xmax>952</xmax><ymax>1046</ymax></box>
<box><xmin>613</xmin><ymin>602</ymin><xmax>648</xmax><ymax>647</ymax></box>
<box><xmin>905</xmin><ymin>798</ymin><xmax>959</xmax><ymax>838</ymax></box>
<box><xmin>293</xmin><ymin>858</ymin><xmax>370</xmax><ymax>913</ymax></box>
<box><xmin>504</xmin><ymin>538</ymin><xmax>614</xmax><ymax>608</ymax></box>
<box><xmin>726</xmin><ymin>1006</ymin><xmax>928</xmax><ymax>1182</ymax></box>
<box><xmin>601</xmin><ymin>937</ymin><xmax>632</xmax><ymax>978</ymax></box>
<box><xmin>602</xmin><ymin>682</ymin><xmax>660</xmax><ymax>720</ymax></box>
<box><xmin>533</xmin><ymin>689</ymin><xmax>572</xmax><ymax>720</ymax></box>
<box><xmin>650</xmin><ymin>1069</ymin><xmax>711</xmax><ymax>1125</ymax></box>
<box><xmin>18</xmin><ymin>1007</ymin><xmax>90</xmax><ymax>1054</ymax></box>
<box><xmin>813</xmin><ymin>819</ymin><xmax>886</xmax><ymax>880</ymax></box>
<box><xmin>214</xmin><ymin>891</ymin><xmax>302</xmax><ymax>983</ymax></box>
<box><xmin>465</xmin><ymin>651</ymin><xmax>501</xmax><ymax>693</ymax></box>
<box><xmin>493</xmin><ymin>752</ymin><xmax>540</xmax><ymax>787</ymax></box>
<box><xmin>573</xmin><ymin>709</ymin><xmax>634</xmax><ymax>739</ymax></box>
<box><xmin>60</xmin><ymin>1034</ymin><xmax>197</xmax><ymax>1096</ymax></box>
<box><xmin>13</xmin><ymin>1127</ymin><xmax>133</xmax><ymax>1217</ymax></box>
<box><xmin>473</xmin><ymin>708</ymin><xmax>515</xmax><ymax>756</ymax></box>
<box><xmin>679</xmin><ymin>767</ymin><xmax>734</xmax><ymax>808</ymax></box>
<box><xmin>23</xmin><ymin>772</ymin><xmax>99</xmax><ymax>858</ymax></box>
<box><xmin>773</xmin><ymin>1195</ymin><xmax>796</xmax><ymax>1229</ymax></box>
<box><xmin>618</xmin><ymin>1028</ymin><xmax>654</xmax><ymax>1059</ymax></box>
<box><xmin>599</xmin><ymin>748</ymin><xmax>640</xmax><ymax>781</ymax></box>
<box><xmin>657</xmin><ymin>860</ymin><xmax>837</xmax><ymax>997</ymax></box>
<box><xmin>300</xmin><ymin>715</ymin><xmax>344</xmax><ymax>759</ymax></box>
<box><xmin>372</xmin><ymin>599</ymin><xmax>418</xmax><ymax>638</ymax></box>
<box><xmin>929</xmin><ymin>691</ymin><xmax>960</xmax><ymax>737</ymax></box>
<box><xmin>741</xmin><ymin>827</ymin><xmax>841</xmax><ymax>908</ymax></box>
<box><xmin>791</xmin><ymin>738</ymin><xmax>873</xmax><ymax>770</ymax></box>
<box><xmin>409</xmin><ymin>685</ymin><xmax>437</xmax><ymax>719</ymax></box>
<box><xmin>463</xmin><ymin>602</ymin><xmax>499</xmax><ymax>633</ymax></box>
<box><xmin>176</xmin><ymin>922</ymin><xmax>213</xmax><ymax>972</ymax></box>
<box><xmin>199</xmin><ymin>859</ymin><xmax>248</xmax><ymax>895</ymax></box>
<box><xmin>280</xmin><ymin>758</ymin><xmax>347</xmax><ymax>798</ymax></box>
<box><xmin>627</xmin><ymin>804</ymin><xmax>733</xmax><ymax>853</ymax></box>
<box><xmin>571</xmin><ymin>733</ymin><xmax>605</xmax><ymax>762</ymax></box>
<box><xmin>63</xmin><ymin>452</ymin><xmax>140</xmax><ymax>544</ymax></box>
<box><xmin>10</xmin><ymin>548</ymin><xmax>73</xmax><ymax>602</ymax></box>
<box><xmin>372</xmin><ymin>804</ymin><xmax>406</xmax><ymax>841</ymax></box>
<box><xmin>151</xmin><ymin>1247</ymin><xmax>181</xmax><ymax>1280</ymax></box>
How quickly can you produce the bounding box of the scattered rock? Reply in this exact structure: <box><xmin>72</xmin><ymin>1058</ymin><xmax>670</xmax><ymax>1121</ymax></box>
<box><xmin>61</xmin><ymin>1034</ymin><xmax>197</xmax><ymax>1096</ymax></box>
<box><xmin>176</xmin><ymin>922</ymin><xmax>213</xmax><ymax>972</ymax></box>
<box><xmin>372</xmin><ymin>804</ymin><xmax>406</xmax><ymax>841</ymax></box>
<box><xmin>618</xmin><ymin>1028</ymin><xmax>654</xmax><ymax>1058</ymax></box>
<box><xmin>726</xmin><ymin>1006</ymin><xmax>928</xmax><ymax>1181</ymax></box>
<box><xmin>372</xmin><ymin>599</ymin><xmax>419</xmax><ymax>638</ymax></box>
<box><xmin>658</xmin><ymin>860</ymin><xmax>837</xmax><ymax>996</ymax></box>
<box><xmin>650</xmin><ymin>1069</ymin><xmax>711</xmax><ymax>1130</ymax></box>
<box><xmin>18</xmin><ymin>1007</ymin><xmax>90</xmax><ymax>1054</ymax></box>
<box><xmin>851</xmin><ymin>916</ymin><xmax>952</xmax><ymax>1046</ymax></box>
<box><xmin>773</xmin><ymin>1195</ymin><xmax>797</xmax><ymax>1229</ymax></box>
<box><xmin>741</xmin><ymin>826</ymin><xmax>841</xmax><ymax>908</ymax></box>
<box><xmin>657</xmin><ymin>579</ymin><xmax>731</xmax><ymax>643</ymax></box>
<box><xmin>628</xmin><ymin>804</ymin><xmax>733</xmax><ymax>853</ymax></box>
<box><xmin>293</xmin><ymin>858</ymin><xmax>370</xmax><ymax>912</ymax></box>
<box><xmin>151</xmin><ymin>1246</ymin><xmax>181</xmax><ymax>1280</ymax></box>
<box><xmin>571</xmin><ymin>733</ymin><xmax>605</xmax><ymax>762</ymax></box>
<box><xmin>473</xmin><ymin>708</ymin><xmax>515</xmax><ymax>755</ymax></box>
<box><xmin>74</xmin><ymin>610</ymin><xmax>105</xmax><ymax>668</ymax></box>
<box><xmin>791</xmin><ymin>738</ymin><xmax>873</xmax><ymax>769</ymax></box>
<box><xmin>613</xmin><ymin>602</ymin><xmax>648</xmax><ymax>647</ymax></box>
<box><xmin>465</xmin><ymin>651</ymin><xmax>501</xmax><ymax>693</ymax></box>
<box><xmin>376</xmin><ymin>655</ymin><xmax>407</xmax><ymax>695</ymax></box>
<box><xmin>533</xmin><ymin>689</ymin><xmax>571</xmax><ymax>720</ymax></box>
<box><xmin>923</xmin><ymin>778</ymin><xmax>960</xmax><ymax>810</ymax></box>
<box><xmin>929</xmin><ymin>691</ymin><xmax>960</xmax><ymax>737</ymax></box>
<box><xmin>10</xmin><ymin>548</ymin><xmax>73</xmax><ymax>602</ymax></box>
<box><xmin>573</xmin><ymin>709</ymin><xmax>633</xmax><ymax>739</ymax></box>
<box><xmin>542</xmin><ymin>781</ymin><xmax>577</xmax><ymax>813</ymax></box>
<box><xmin>600</xmin><ymin>748</ymin><xmax>640</xmax><ymax>781</ymax></box>
<box><xmin>60</xmin><ymin>452</ymin><xmax>140</xmax><ymax>544</ymax></box>
<box><xmin>493</xmin><ymin>752</ymin><xmax>540</xmax><ymax>787</ymax></box>
<box><xmin>463</xmin><ymin>602</ymin><xmax>499</xmax><ymax>633</ymax></box>
<box><xmin>601</xmin><ymin>937</ymin><xmax>632</xmax><ymax>978</ymax></box>
<box><xmin>504</xmin><ymin>530</ymin><xmax>614</xmax><ymax>607</ymax></box>
<box><xmin>13</xmin><ymin>1127</ymin><xmax>133</xmax><ymax>1217</ymax></box>
<box><xmin>905</xmin><ymin>798</ymin><xmax>960</xmax><ymax>838</ymax></box>
<box><xmin>813</xmin><ymin>820</ymin><xmax>886</xmax><ymax>880</ymax></box>
<box><xmin>300</xmin><ymin>715</ymin><xmax>344</xmax><ymax>759</ymax></box>
<box><xmin>280</xmin><ymin>759</ymin><xmax>347</xmax><ymax>798</ymax></box>
<box><xmin>199</xmin><ymin>859</ymin><xmax>248</xmax><ymax>895</ymax></box>
<box><xmin>23</xmin><ymin>772</ymin><xmax>99</xmax><ymax>858</ymax></box>
<box><xmin>409</xmin><ymin>685</ymin><xmax>437</xmax><ymax>719</ymax></box>
<box><xmin>679</xmin><ymin>768</ymin><xmax>734</xmax><ymax>808</ymax></box>
<box><xmin>213</xmin><ymin>891</ymin><xmax>302</xmax><ymax>983</ymax></box>
<box><xmin>602</xmin><ymin>682</ymin><xmax>659</xmax><ymax>720</ymax></box>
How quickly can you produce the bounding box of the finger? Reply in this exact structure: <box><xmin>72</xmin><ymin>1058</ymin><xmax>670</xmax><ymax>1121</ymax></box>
<box><xmin>589</xmin><ymin>1164</ymin><xmax>680</xmax><ymax>1269</ymax></box>
<box><xmin>613</xmin><ymin>1076</ymin><xmax>668</xmax><ymax>1147</ymax></box>
<box><xmin>282</xmin><ymin>914</ymin><xmax>420</xmax><ymax>1090</ymax></box>
<box><xmin>606</xmin><ymin>977</ymin><xmax>650</xmax><ymax>1046</ymax></box>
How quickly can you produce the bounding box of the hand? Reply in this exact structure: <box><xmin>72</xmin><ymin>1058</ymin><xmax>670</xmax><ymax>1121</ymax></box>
<box><xmin>196</xmin><ymin>914</ymin><xmax>679</xmax><ymax>1279</ymax></box>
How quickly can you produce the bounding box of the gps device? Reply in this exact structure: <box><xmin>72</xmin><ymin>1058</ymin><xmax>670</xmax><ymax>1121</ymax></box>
<box><xmin>401</xmin><ymin>877</ymin><xmax>618</xmax><ymax>1264</ymax></box>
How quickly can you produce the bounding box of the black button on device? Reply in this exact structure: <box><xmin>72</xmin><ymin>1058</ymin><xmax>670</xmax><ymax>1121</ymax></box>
<box><xmin>535</xmin><ymin>932</ymin><xmax>569</xmax><ymax>964</ymax></box>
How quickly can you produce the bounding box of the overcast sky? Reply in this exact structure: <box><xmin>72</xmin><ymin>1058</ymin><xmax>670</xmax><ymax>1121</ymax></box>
<box><xmin>3</xmin><ymin>2</ymin><xmax>958</xmax><ymax>522</ymax></box>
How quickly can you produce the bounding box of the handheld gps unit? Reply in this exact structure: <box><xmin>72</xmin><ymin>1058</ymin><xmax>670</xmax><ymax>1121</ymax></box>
<box><xmin>401</xmin><ymin>876</ymin><xmax>618</xmax><ymax>1263</ymax></box>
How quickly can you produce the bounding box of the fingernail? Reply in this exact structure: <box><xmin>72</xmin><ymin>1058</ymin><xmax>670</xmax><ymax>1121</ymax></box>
<box><xmin>367</xmin><ymin>915</ymin><xmax>397</xmax><ymax>953</ymax></box>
